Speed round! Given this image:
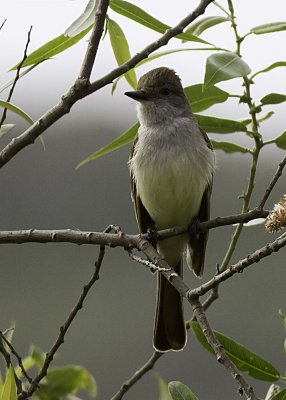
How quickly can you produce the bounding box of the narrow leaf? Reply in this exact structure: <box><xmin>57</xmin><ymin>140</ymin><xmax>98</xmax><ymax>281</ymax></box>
<box><xmin>204</xmin><ymin>52</ymin><xmax>251</xmax><ymax>88</ymax></box>
<box><xmin>0</xmin><ymin>100</ymin><xmax>34</xmax><ymax>124</ymax></box>
<box><xmin>232</xmin><ymin>218</ymin><xmax>266</xmax><ymax>228</ymax></box>
<box><xmin>258</xmin><ymin>111</ymin><xmax>275</xmax><ymax>123</ymax></box>
<box><xmin>211</xmin><ymin>140</ymin><xmax>249</xmax><ymax>154</ymax></box>
<box><xmin>185</xmin><ymin>16</ymin><xmax>229</xmax><ymax>37</ymax></box>
<box><xmin>1</xmin><ymin>367</ymin><xmax>17</xmax><ymax>400</ymax></box>
<box><xmin>261</xmin><ymin>93</ymin><xmax>286</xmax><ymax>105</ymax></box>
<box><xmin>10</xmin><ymin>25</ymin><xmax>92</xmax><ymax>70</ymax></box>
<box><xmin>250</xmin><ymin>22</ymin><xmax>286</xmax><ymax>35</ymax></box>
<box><xmin>109</xmin><ymin>0</ymin><xmax>209</xmax><ymax>44</ymax></box>
<box><xmin>168</xmin><ymin>381</ymin><xmax>199</xmax><ymax>400</ymax></box>
<box><xmin>107</xmin><ymin>18</ymin><xmax>137</xmax><ymax>88</ymax></box>
<box><xmin>184</xmin><ymin>84</ymin><xmax>229</xmax><ymax>112</ymax></box>
<box><xmin>0</xmin><ymin>124</ymin><xmax>15</xmax><ymax>140</ymax></box>
<box><xmin>252</xmin><ymin>62</ymin><xmax>286</xmax><ymax>79</ymax></box>
<box><xmin>76</xmin><ymin>122</ymin><xmax>138</xmax><ymax>168</ymax></box>
<box><xmin>156</xmin><ymin>375</ymin><xmax>171</xmax><ymax>400</ymax></box>
<box><xmin>270</xmin><ymin>389</ymin><xmax>286</xmax><ymax>400</ymax></box>
<box><xmin>191</xmin><ymin>322</ymin><xmax>280</xmax><ymax>382</ymax></box>
<box><xmin>194</xmin><ymin>114</ymin><xmax>247</xmax><ymax>133</ymax></box>
<box><xmin>265</xmin><ymin>384</ymin><xmax>282</xmax><ymax>400</ymax></box>
<box><xmin>274</xmin><ymin>131</ymin><xmax>286</xmax><ymax>149</ymax></box>
<box><xmin>65</xmin><ymin>0</ymin><xmax>98</xmax><ymax>37</ymax></box>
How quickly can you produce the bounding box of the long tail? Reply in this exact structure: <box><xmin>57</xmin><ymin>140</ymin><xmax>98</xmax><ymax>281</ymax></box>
<box><xmin>153</xmin><ymin>261</ymin><xmax>186</xmax><ymax>352</ymax></box>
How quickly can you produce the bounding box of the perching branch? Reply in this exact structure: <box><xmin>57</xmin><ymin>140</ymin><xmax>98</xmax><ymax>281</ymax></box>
<box><xmin>0</xmin><ymin>208</ymin><xmax>268</xmax><ymax>246</ymax></box>
<box><xmin>18</xmin><ymin>245</ymin><xmax>106</xmax><ymax>400</ymax></box>
<box><xmin>0</xmin><ymin>0</ymin><xmax>214</xmax><ymax>168</ymax></box>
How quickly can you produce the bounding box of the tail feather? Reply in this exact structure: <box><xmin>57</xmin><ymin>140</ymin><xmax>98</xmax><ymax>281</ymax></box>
<box><xmin>153</xmin><ymin>261</ymin><xmax>186</xmax><ymax>352</ymax></box>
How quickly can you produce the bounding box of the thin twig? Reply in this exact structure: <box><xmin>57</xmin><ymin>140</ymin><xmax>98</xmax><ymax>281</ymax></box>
<box><xmin>18</xmin><ymin>245</ymin><xmax>106</xmax><ymax>399</ymax></box>
<box><xmin>259</xmin><ymin>154</ymin><xmax>286</xmax><ymax>209</ymax></box>
<box><xmin>0</xmin><ymin>331</ymin><xmax>32</xmax><ymax>383</ymax></box>
<box><xmin>190</xmin><ymin>232</ymin><xmax>286</xmax><ymax>297</ymax></box>
<box><xmin>110</xmin><ymin>351</ymin><xmax>162</xmax><ymax>400</ymax></box>
<box><xmin>0</xmin><ymin>19</ymin><xmax>7</xmax><ymax>32</ymax></box>
<box><xmin>127</xmin><ymin>248</ymin><xmax>171</xmax><ymax>272</ymax></box>
<box><xmin>0</xmin><ymin>0</ymin><xmax>214</xmax><ymax>168</ymax></box>
<box><xmin>189</xmin><ymin>296</ymin><xmax>257</xmax><ymax>399</ymax></box>
<box><xmin>0</xmin><ymin>26</ymin><xmax>33</xmax><ymax>128</ymax></box>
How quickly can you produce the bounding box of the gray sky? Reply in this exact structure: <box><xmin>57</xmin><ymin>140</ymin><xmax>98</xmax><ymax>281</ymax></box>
<box><xmin>1</xmin><ymin>0</ymin><xmax>286</xmax><ymax>142</ymax></box>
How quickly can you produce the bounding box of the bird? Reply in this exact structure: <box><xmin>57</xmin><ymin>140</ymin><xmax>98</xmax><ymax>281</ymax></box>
<box><xmin>125</xmin><ymin>67</ymin><xmax>215</xmax><ymax>352</ymax></box>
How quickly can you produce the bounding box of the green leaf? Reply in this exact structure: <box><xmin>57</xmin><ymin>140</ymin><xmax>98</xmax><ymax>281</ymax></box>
<box><xmin>10</xmin><ymin>25</ymin><xmax>92</xmax><ymax>70</ymax></box>
<box><xmin>252</xmin><ymin>62</ymin><xmax>286</xmax><ymax>79</ymax></box>
<box><xmin>0</xmin><ymin>367</ymin><xmax>17</xmax><ymax>400</ymax></box>
<box><xmin>156</xmin><ymin>375</ymin><xmax>171</xmax><ymax>400</ymax></box>
<box><xmin>185</xmin><ymin>16</ymin><xmax>229</xmax><ymax>37</ymax></box>
<box><xmin>194</xmin><ymin>114</ymin><xmax>247</xmax><ymax>133</ymax></box>
<box><xmin>0</xmin><ymin>100</ymin><xmax>34</xmax><ymax>124</ymax></box>
<box><xmin>168</xmin><ymin>381</ymin><xmax>199</xmax><ymax>400</ymax></box>
<box><xmin>0</xmin><ymin>124</ymin><xmax>15</xmax><ymax>140</ymax></box>
<box><xmin>261</xmin><ymin>93</ymin><xmax>286</xmax><ymax>105</ymax></box>
<box><xmin>211</xmin><ymin>140</ymin><xmax>249</xmax><ymax>154</ymax></box>
<box><xmin>271</xmin><ymin>388</ymin><xmax>286</xmax><ymax>400</ymax></box>
<box><xmin>191</xmin><ymin>321</ymin><xmax>280</xmax><ymax>382</ymax></box>
<box><xmin>76</xmin><ymin>122</ymin><xmax>138</xmax><ymax>168</ymax></box>
<box><xmin>250</xmin><ymin>22</ymin><xmax>286</xmax><ymax>35</ymax></box>
<box><xmin>258</xmin><ymin>111</ymin><xmax>275</xmax><ymax>123</ymax></box>
<box><xmin>36</xmin><ymin>365</ymin><xmax>97</xmax><ymax>398</ymax></box>
<box><xmin>204</xmin><ymin>52</ymin><xmax>251</xmax><ymax>88</ymax></box>
<box><xmin>65</xmin><ymin>0</ymin><xmax>98</xmax><ymax>37</ymax></box>
<box><xmin>274</xmin><ymin>131</ymin><xmax>286</xmax><ymax>149</ymax></box>
<box><xmin>107</xmin><ymin>18</ymin><xmax>137</xmax><ymax>89</ymax></box>
<box><xmin>109</xmin><ymin>0</ymin><xmax>209</xmax><ymax>44</ymax></box>
<box><xmin>184</xmin><ymin>84</ymin><xmax>229</xmax><ymax>112</ymax></box>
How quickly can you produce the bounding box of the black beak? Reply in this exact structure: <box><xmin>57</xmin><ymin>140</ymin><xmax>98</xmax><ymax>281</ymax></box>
<box><xmin>124</xmin><ymin>90</ymin><xmax>149</xmax><ymax>101</ymax></box>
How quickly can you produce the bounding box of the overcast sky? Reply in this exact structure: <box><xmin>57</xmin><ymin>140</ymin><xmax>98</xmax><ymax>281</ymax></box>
<box><xmin>1</xmin><ymin>0</ymin><xmax>286</xmax><ymax>140</ymax></box>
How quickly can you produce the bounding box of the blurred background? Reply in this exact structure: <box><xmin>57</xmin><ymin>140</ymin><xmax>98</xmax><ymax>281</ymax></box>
<box><xmin>1</xmin><ymin>1</ymin><xmax>286</xmax><ymax>399</ymax></box>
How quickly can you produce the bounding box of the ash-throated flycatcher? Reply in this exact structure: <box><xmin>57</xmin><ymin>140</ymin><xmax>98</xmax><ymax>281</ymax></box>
<box><xmin>125</xmin><ymin>67</ymin><xmax>215</xmax><ymax>352</ymax></box>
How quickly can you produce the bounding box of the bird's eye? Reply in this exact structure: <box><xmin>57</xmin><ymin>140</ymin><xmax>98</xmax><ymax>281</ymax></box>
<box><xmin>161</xmin><ymin>88</ymin><xmax>171</xmax><ymax>96</ymax></box>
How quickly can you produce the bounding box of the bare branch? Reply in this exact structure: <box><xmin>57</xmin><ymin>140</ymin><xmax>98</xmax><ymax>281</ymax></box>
<box><xmin>0</xmin><ymin>0</ymin><xmax>214</xmax><ymax>168</ymax></box>
<box><xmin>190</xmin><ymin>231</ymin><xmax>286</xmax><ymax>297</ymax></box>
<box><xmin>110</xmin><ymin>351</ymin><xmax>162</xmax><ymax>400</ymax></box>
<box><xmin>189</xmin><ymin>297</ymin><xmax>257</xmax><ymax>399</ymax></box>
<box><xmin>0</xmin><ymin>208</ymin><xmax>268</xmax><ymax>246</ymax></box>
<box><xmin>259</xmin><ymin>154</ymin><xmax>286</xmax><ymax>209</ymax></box>
<box><xmin>0</xmin><ymin>26</ymin><xmax>33</xmax><ymax>128</ymax></box>
<box><xmin>18</xmin><ymin>245</ymin><xmax>106</xmax><ymax>399</ymax></box>
<box><xmin>78</xmin><ymin>0</ymin><xmax>110</xmax><ymax>81</ymax></box>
